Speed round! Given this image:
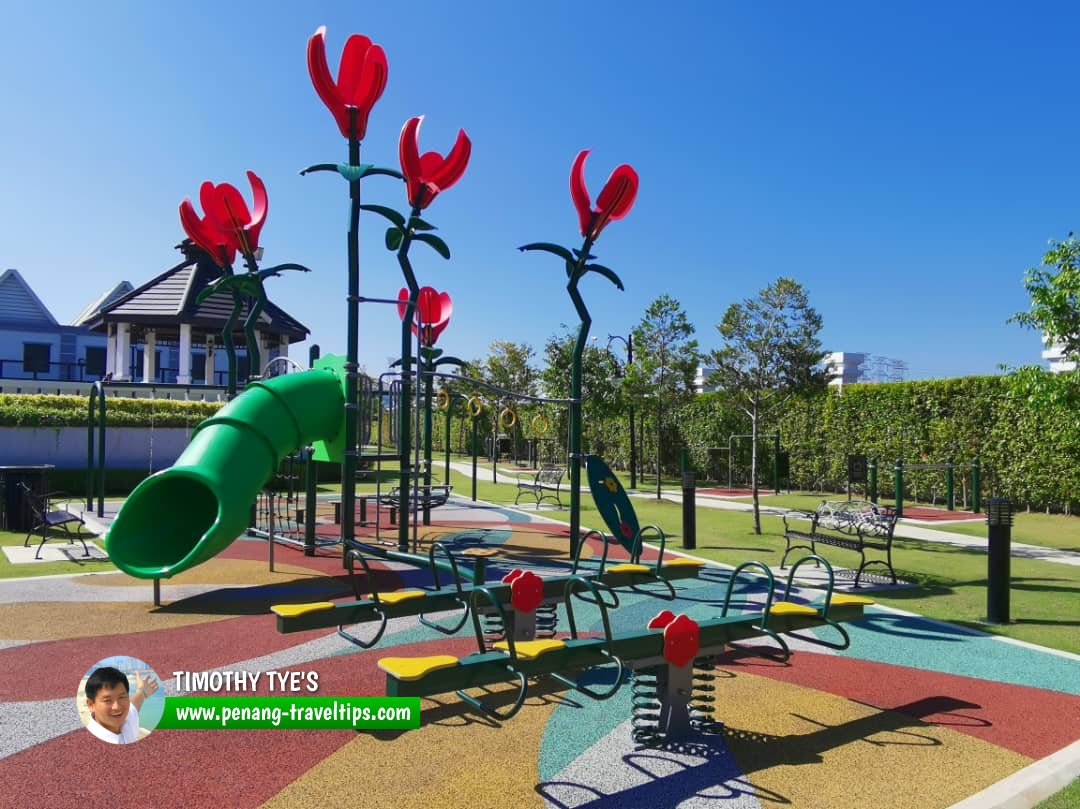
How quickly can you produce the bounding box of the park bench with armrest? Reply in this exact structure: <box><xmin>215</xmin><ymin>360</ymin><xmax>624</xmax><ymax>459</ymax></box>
<box><xmin>514</xmin><ymin>467</ymin><xmax>565</xmax><ymax>508</ymax></box>
<box><xmin>18</xmin><ymin>483</ymin><xmax>90</xmax><ymax>560</ymax></box>
<box><xmin>781</xmin><ymin>501</ymin><xmax>899</xmax><ymax>587</ymax></box>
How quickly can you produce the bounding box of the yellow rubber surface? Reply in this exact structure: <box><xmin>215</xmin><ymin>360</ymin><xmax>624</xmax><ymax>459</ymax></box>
<box><xmin>712</xmin><ymin>667</ymin><xmax>1031</xmax><ymax>808</ymax></box>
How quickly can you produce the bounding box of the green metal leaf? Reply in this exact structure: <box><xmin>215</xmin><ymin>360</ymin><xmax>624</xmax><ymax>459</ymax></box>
<box><xmin>195</xmin><ymin>277</ymin><xmax>230</xmax><ymax>304</ymax></box>
<box><xmin>408</xmin><ymin>216</ymin><xmax>437</xmax><ymax>232</ymax></box>
<box><xmin>585</xmin><ymin>263</ymin><xmax>625</xmax><ymax>291</ymax></box>
<box><xmin>519</xmin><ymin>242</ymin><xmax>575</xmax><ymax>262</ymax></box>
<box><xmin>385</xmin><ymin>227</ymin><xmax>404</xmax><ymax>251</ymax></box>
<box><xmin>572</xmin><ymin>248</ymin><xmax>597</xmax><ymax>261</ymax></box>
<box><xmin>337</xmin><ymin>163</ymin><xmax>373</xmax><ymax>182</ymax></box>
<box><xmin>436</xmin><ymin>356</ymin><xmax>467</xmax><ymax>369</ymax></box>
<box><xmin>298</xmin><ymin>163</ymin><xmax>338</xmax><ymax>176</ymax></box>
<box><xmin>364</xmin><ymin>167</ymin><xmax>406</xmax><ymax>180</ymax></box>
<box><xmin>414</xmin><ymin>233</ymin><xmax>451</xmax><ymax>260</ymax></box>
<box><xmin>360</xmin><ymin>204</ymin><xmax>406</xmax><ymax>228</ymax></box>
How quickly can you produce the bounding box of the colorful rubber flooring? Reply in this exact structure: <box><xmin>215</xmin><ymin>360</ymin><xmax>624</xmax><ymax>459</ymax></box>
<box><xmin>2</xmin><ymin>502</ymin><xmax>1077</xmax><ymax>809</ymax></box>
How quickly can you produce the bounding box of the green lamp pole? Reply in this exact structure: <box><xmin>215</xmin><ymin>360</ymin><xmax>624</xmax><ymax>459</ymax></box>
<box><xmin>607</xmin><ymin>333</ymin><xmax>636</xmax><ymax>489</ymax></box>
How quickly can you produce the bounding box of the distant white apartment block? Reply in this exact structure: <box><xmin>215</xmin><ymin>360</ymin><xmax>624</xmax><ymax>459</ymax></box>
<box><xmin>825</xmin><ymin>352</ymin><xmax>866</xmax><ymax>386</ymax></box>
<box><xmin>825</xmin><ymin>352</ymin><xmax>907</xmax><ymax>386</ymax></box>
<box><xmin>1043</xmin><ymin>338</ymin><xmax>1077</xmax><ymax>373</ymax></box>
<box><xmin>694</xmin><ymin>365</ymin><xmax>720</xmax><ymax>393</ymax></box>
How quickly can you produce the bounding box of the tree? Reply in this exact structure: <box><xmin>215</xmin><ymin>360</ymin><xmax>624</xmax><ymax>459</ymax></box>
<box><xmin>479</xmin><ymin>340</ymin><xmax>538</xmax><ymax>398</ymax></box>
<box><xmin>708</xmin><ymin>277</ymin><xmax>825</xmax><ymax>533</ymax></box>
<box><xmin>540</xmin><ymin>329</ymin><xmax>623</xmax><ymax>463</ymax></box>
<box><xmin>1007</xmin><ymin>235</ymin><xmax>1080</xmax><ymax>417</ymax></box>
<box><xmin>629</xmin><ymin>295</ymin><xmax>699</xmax><ymax>498</ymax></box>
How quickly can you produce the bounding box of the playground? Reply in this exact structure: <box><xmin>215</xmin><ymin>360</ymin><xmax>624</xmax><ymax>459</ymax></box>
<box><xmin>0</xmin><ymin>17</ymin><xmax>1078</xmax><ymax>809</ymax></box>
<box><xmin>2</xmin><ymin>490</ymin><xmax>1079</xmax><ymax>808</ymax></box>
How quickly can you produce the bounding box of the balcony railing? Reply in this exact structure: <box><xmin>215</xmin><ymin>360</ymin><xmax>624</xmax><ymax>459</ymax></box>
<box><xmin>0</xmin><ymin>359</ymin><xmax>104</xmax><ymax>382</ymax></box>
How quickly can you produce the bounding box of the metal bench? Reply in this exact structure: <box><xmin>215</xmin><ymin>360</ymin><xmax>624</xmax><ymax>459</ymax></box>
<box><xmin>514</xmin><ymin>467</ymin><xmax>565</xmax><ymax>508</ymax></box>
<box><xmin>781</xmin><ymin>502</ymin><xmax>899</xmax><ymax>587</ymax></box>
<box><xmin>18</xmin><ymin>483</ymin><xmax>90</xmax><ymax>560</ymax></box>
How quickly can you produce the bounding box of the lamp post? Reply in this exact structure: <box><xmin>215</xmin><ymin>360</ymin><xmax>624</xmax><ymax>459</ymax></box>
<box><xmin>607</xmin><ymin>334</ymin><xmax>636</xmax><ymax>489</ymax></box>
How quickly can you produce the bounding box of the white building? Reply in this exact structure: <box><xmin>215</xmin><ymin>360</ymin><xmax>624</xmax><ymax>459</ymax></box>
<box><xmin>824</xmin><ymin>352</ymin><xmax>867</xmax><ymax>386</ymax></box>
<box><xmin>694</xmin><ymin>365</ymin><xmax>720</xmax><ymax>393</ymax></box>
<box><xmin>1043</xmin><ymin>338</ymin><xmax>1077</xmax><ymax>374</ymax></box>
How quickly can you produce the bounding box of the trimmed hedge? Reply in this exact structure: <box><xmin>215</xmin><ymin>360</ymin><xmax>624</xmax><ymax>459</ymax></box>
<box><xmin>669</xmin><ymin>376</ymin><xmax>1078</xmax><ymax>512</ymax></box>
<box><xmin>0</xmin><ymin>394</ymin><xmax>222</xmax><ymax>428</ymax></box>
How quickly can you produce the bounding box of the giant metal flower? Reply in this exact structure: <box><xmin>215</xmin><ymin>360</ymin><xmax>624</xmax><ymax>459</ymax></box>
<box><xmin>398</xmin><ymin>116</ymin><xmax>471</xmax><ymax>210</ymax></box>
<box><xmin>570</xmin><ymin>150</ymin><xmax>638</xmax><ymax>241</ymax></box>
<box><xmin>179</xmin><ymin>171</ymin><xmax>268</xmax><ymax>267</ymax></box>
<box><xmin>307</xmin><ymin>26</ymin><xmax>388</xmax><ymax>140</ymax></box>
<box><xmin>398</xmin><ymin>286</ymin><xmax>453</xmax><ymax>346</ymax></box>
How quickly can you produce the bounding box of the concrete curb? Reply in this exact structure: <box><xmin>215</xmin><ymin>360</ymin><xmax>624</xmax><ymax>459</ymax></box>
<box><xmin>947</xmin><ymin>739</ymin><xmax>1080</xmax><ymax>809</ymax></box>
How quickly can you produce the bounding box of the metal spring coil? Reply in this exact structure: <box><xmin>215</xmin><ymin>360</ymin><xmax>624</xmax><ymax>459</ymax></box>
<box><xmin>534</xmin><ymin>603</ymin><xmax>558</xmax><ymax>639</ymax></box>
<box><xmin>690</xmin><ymin>657</ymin><xmax>719</xmax><ymax>731</ymax></box>
<box><xmin>481</xmin><ymin>610</ymin><xmax>506</xmax><ymax>650</ymax></box>
<box><xmin>630</xmin><ymin>668</ymin><xmax>662</xmax><ymax>746</ymax></box>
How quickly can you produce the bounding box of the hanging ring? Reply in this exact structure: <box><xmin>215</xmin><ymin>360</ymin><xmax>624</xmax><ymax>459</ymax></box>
<box><xmin>435</xmin><ymin>389</ymin><xmax>450</xmax><ymax>411</ymax></box>
<box><xmin>467</xmin><ymin>396</ymin><xmax>484</xmax><ymax>418</ymax></box>
<box><xmin>531</xmin><ymin>413</ymin><xmax>550</xmax><ymax>437</ymax></box>
<box><xmin>499</xmin><ymin>407</ymin><xmax>517</xmax><ymax>430</ymax></box>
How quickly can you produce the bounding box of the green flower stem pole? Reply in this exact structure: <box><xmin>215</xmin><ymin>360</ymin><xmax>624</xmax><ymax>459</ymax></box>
<box><xmin>422</xmin><ymin>364</ymin><xmax>434</xmax><ymax>525</ymax></box>
<box><xmin>395</xmin><ymin>204</ymin><xmax>423</xmax><ymax>553</ymax></box>
<box><xmin>342</xmin><ymin>110</ymin><xmax>362</xmax><ymax>555</ymax></box>
<box><xmin>222</xmin><ymin>287</ymin><xmax>242</xmax><ymax>398</ymax></box>
<box><xmin>239</xmin><ymin>253</ymin><xmax>265</xmax><ymax>375</ymax></box>
<box><xmin>565</xmin><ymin>235</ymin><xmax>596</xmax><ymax>560</ymax></box>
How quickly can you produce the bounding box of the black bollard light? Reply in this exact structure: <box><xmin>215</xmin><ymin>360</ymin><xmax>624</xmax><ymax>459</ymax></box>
<box><xmin>986</xmin><ymin>497</ymin><xmax>1012</xmax><ymax>624</ymax></box>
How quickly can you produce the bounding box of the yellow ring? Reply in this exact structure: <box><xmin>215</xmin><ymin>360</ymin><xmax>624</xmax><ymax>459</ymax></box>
<box><xmin>531</xmin><ymin>413</ymin><xmax>551</xmax><ymax>437</ymax></box>
<box><xmin>499</xmin><ymin>407</ymin><xmax>517</xmax><ymax>430</ymax></box>
<box><xmin>435</xmin><ymin>389</ymin><xmax>450</xmax><ymax>411</ymax></box>
<box><xmin>467</xmin><ymin>396</ymin><xmax>484</xmax><ymax>418</ymax></box>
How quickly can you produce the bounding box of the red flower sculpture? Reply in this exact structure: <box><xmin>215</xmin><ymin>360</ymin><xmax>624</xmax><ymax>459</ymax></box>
<box><xmin>398</xmin><ymin>116</ymin><xmax>471</xmax><ymax>209</ymax></box>
<box><xmin>307</xmin><ymin>26</ymin><xmax>388</xmax><ymax>140</ymax></box>
<box><xmin>647</xmin><ymin>610</ymin><xmax>676</xmax><ymax>630</ymax></box>
<box><xmin>179</xmin><ymin>171</ymin><xmax>268</xmax><ymax>267</ymax></box>
<box><xmin>569</xmin><ymin>150</ymin><xmax>639</xmax><ymax>241</ymax></box>
<box><xmin>397</xmin><ymin>286</ymin><xmax>453</xmax><ymax>346</ymax></box>
<box><xmin>647</xmin><ymin>611</ymin><xmax>700</xmax><ymax>668</ymax></box>
<box><xmin>507</xmin><ymin>570</ymin><xmax>544</xmax><ymax>614</ymax></box>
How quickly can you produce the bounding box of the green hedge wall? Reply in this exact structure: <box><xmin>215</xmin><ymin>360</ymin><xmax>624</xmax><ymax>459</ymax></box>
<box><xmin>0</xmin><ymin>395</ymin><xmax>222</xmax><ymax>428</ymax></box>
<box><xmin>768</xmin><ymin>377</ymin><xmax>1078</xmax><ymax>512</ymax></box>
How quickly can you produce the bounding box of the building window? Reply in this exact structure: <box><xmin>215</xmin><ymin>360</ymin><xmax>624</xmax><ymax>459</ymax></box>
<box><xmin>85</xmin><ymin>346</ymin><xmax>106</xmax><ymax>377</ymax></box>
<box><xmin>23</xmin><ymin>343</ymin><xmax>51</xmax><ymax>374</ymax></box>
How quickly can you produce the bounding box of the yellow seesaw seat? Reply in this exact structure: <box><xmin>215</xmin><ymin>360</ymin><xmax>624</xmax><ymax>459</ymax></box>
<box><xmin>829</xmin><ymin>594</ymin><xmax>875</xmax><ymax>606</ymax></box>
<box><xmin>492</xmin><ymin>639</ymin><xmax>566</xmax><ymax>659</ymax></box>
<box><xmin>606</xmin><ymin>563</ymin><xmax>651</xmax><ymax>574</ymax></box>
<box><xmin>378</xmin><ymin>655</ymin><xmax>459</xmax><ymax>681</ymax></box>
<box><xmin>271</xmin><ymin>602</ymin><xmax>335</xmax><ymax>618</ymax></box>
<box><xmin>376</xmin><ymin>590</ymin><xmax>426</xmax><ymax>605</ymax></box>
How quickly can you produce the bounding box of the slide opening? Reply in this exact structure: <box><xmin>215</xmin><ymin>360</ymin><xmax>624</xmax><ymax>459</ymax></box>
<box><xmin>107</xmin><ymin>475</ymin><xmax>219</xmax><ymax>572</ymax></box>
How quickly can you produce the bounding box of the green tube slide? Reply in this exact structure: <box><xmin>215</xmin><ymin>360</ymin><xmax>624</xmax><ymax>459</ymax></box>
<box><xmin>106</xmin><ymin>358</ymin><xmax>346</xmax><ymax>579</ymax></box>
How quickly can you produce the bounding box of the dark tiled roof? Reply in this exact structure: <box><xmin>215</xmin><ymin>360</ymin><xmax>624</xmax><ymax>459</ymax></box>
<box><xmin>0</xmin><ymin>269</ymin><xmax>58</xmax><ymax>326</ymax></box>
<box><xmin>86</xmin><ymin>245</ymin><xmax>308</xmax><ymax>342</ymax></box>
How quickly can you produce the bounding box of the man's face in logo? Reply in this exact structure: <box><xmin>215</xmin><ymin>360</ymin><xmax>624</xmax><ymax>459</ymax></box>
<box><xmin>87</xmin><ymin>682</ymin><xmax>129</xmax><ymax>733</ymax></box>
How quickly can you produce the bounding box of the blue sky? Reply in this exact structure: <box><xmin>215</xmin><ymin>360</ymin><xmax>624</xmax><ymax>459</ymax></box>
<box><xmin>2</xmin><ymin>1</ymin><xmax>1076</xmax><ymax>379</ymax></box>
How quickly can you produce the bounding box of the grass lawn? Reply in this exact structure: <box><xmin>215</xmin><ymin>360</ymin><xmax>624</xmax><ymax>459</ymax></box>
<box><xmin>728</xmin><ymin>491</ymin><xmax>1080</xmax><ymax>554</ymax></box>
<box><xmin>0</xmin><ymin>528</ymin><xmax>114</xmax><ymax>580</ymax></box>
<box><xmin>928</xmin><ymin>511</ymin><xmax>1080</xmax><ymax>554</ymax></box>
<box><xmin>1035</xmin><ymin>778</ymin><xmax>1080</xmax><ymax>809</ymax></box>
